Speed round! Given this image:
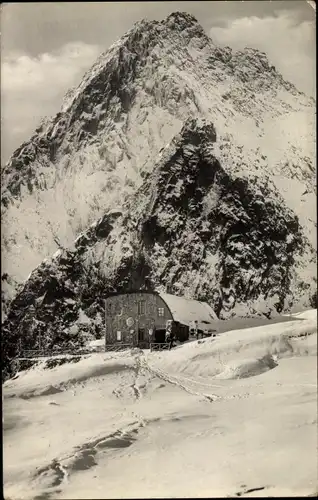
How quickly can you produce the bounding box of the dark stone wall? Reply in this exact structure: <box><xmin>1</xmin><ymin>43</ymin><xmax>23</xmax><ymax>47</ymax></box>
<box><xmin>104</xmin><ymin>292</ymin><xmax>173</xmax><ymax>345</ymax></box>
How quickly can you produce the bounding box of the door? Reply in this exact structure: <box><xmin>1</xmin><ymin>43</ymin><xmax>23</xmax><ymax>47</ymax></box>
<box><xmin>138</xmin><ymin>328</ymin><xmax>145</xmax><ymax>343</ymax></box>
<box><xmin>154</xmin><ymin>329</ymin><xmax>166</xmax><ymax>343</ymax></box>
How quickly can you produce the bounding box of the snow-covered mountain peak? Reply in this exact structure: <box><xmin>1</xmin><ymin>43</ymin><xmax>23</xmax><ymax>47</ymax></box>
<box><xmin>60</xmin><ymin>11</ymin><xmax>209</xmax><ymax>112</ymax></box>
<box><xmin>164</xmin><ymin>11</ymin><xmax>209</xmax><ymax>36</ymax></box>
<box><xmin>1</xmin><ymin>11</ymin><xmax>316</xmax><ymax>317</ymax></box>
<box><xmin>166</xmin><ymin>11</ymin><xmax>201</xmax><ymax>26</ymax></box>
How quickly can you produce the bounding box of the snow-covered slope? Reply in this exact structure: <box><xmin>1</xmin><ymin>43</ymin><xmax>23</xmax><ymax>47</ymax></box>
<box><xmin>1</xmin><ymin>12</ymin><xmax>316</xmax><ymax>294</ymax></box>
<box><xmin>3</xmin><ymin>310</ymin><xmax>317</xmax><ymax>499</ymax></box>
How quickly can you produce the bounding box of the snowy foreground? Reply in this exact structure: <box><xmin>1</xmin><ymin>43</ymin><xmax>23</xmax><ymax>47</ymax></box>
<box><xmin>3</xmin><ymin>310</ymin><xmax>317</xmax><ymax>499</ymax></box>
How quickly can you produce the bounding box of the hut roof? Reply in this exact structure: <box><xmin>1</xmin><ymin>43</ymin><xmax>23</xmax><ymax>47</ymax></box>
<box><xmin>158</xmin><ymin>292</ymin><xmax>217</xmax><ymax>331</ymax></box>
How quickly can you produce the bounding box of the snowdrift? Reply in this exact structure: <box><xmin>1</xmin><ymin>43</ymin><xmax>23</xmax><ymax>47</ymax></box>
<box><xmin>4</xmin><ymin>350</ymin><xmax>140</xmax><ymax>400</ymax></box>
<box><xmin>146</xmin><ymin>309</ymin><xmax>317</xmax><ymax>382</ymax></box>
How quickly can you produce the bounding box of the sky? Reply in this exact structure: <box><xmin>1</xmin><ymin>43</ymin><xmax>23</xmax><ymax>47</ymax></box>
<box><xmin>1</xmin><ymin>1</ymin><xmax>316</xmax><ymax>164</ymax></box>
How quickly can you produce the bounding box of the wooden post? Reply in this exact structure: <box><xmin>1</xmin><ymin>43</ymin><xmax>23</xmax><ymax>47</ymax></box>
<box><xmin>104</xmin><ymin>299</ymin><xmax>107</xmax><ymax>351</ymax></box>
<box><xmin>136</xmin><ymin>317</ymin><xmax>139</xmax><ymax>347</ymax></box>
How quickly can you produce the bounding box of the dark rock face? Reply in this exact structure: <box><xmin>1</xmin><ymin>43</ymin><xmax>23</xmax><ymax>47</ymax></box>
<box><xmin>134</xmin><ymin>119</ymin><xmax>308</xmax><ymax>315</ymax></box>
<box><xmin>1</xmin><ymin>211</ymin><xmax>121</xmax><ymax>380</ymax></box>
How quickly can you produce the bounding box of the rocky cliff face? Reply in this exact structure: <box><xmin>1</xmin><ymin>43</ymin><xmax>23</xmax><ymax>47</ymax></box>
<box><xmin>135</xmin><ymin>120</ymin><xmax>315</xmax><ymax>314</ymax></box>
<box><xmin>1</xmin><ymin>12</ymin><xmax>316</xmax><ymax>378</ymax></box>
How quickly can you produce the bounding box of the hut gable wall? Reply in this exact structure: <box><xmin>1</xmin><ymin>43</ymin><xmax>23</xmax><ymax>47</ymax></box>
<box><xmin>105</xmin><ymin>292</ymin><xmax>173</xmax><ymax>345</ymax></box>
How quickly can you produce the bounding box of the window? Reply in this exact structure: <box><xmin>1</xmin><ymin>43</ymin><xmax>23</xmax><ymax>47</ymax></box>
<box><xmin>138</xmin><ymin>301</ymin><xmax>145</xmax><ymax>315</ymax></box>
<box><xmin>116</xmin><ymin>331</ymin><xmax>122</xmax><ymax>341</ymax></box>
<box><xmin>158</xmin><ymin>307</ymin><xmax>164</xmax><ymax>317</ymax></box>
<box><xmin>115</xmin><ymin>303</ymin><xmax>123</xmax><ymax>316</ymax></box>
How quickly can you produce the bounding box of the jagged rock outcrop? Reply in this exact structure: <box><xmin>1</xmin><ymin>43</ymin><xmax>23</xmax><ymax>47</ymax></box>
<box><xmin>2</xmin><ymin>118</ymin><xmax>316</xmax><ymax>380</ymax></box>
<box><xmin>130</xmin><ymin>119</ymin><xmax>316</xmax><ymax>316</ymax></box>
<box><xmin>1</xmin><ymin>12</ymin><xmax>315</xmax><ymax>305</ymax></box>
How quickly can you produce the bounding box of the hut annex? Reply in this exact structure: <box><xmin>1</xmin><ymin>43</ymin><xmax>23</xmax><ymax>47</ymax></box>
<box><xmin>104</xmin><ymin>291</ymin><xmax>217</xmax><ymax>348</ymax></box>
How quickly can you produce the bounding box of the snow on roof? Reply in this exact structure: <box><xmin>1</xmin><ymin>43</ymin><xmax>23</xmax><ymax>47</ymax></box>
<box><xmin>158</xmin><ymin>292</ymin><xmax>217</xmax><ymax>330</ymax></box>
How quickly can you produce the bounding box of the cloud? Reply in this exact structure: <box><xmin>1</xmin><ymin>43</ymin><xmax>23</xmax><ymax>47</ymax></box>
<box><xmin>209</xmin><ymin>11</ymin><xmax>316</xmax><ymax>98</ymax></box>
<box><xmin>1</xmin><ymin>42</ymin><xmax>101</xmax><ymax>163</ymax></box>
